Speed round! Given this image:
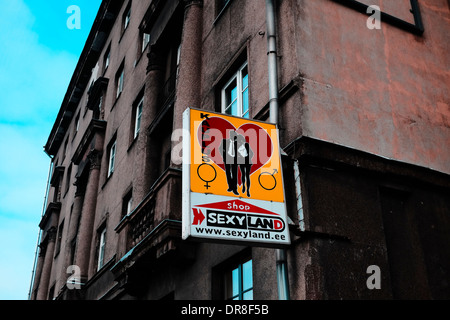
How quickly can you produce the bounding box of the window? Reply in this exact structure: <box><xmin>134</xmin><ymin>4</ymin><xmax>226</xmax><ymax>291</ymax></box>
<box><xmin>55</xmin><ymin>221</ymin><xmax>64</xmax><ymax>256</ymax></box>
<box><xmin>122</xmin><ymin>2</ymin><xmax>131</xmax><ymax>33</ymax></box>
<box><xmin>63</xmin><ymin>138</ymin><xmax>69</xmax><ymax>160</ymax></box>
<box><xmin>70</xmin><ymin>237</ymin><xmax>77</xmax><ymax>266</ymax></box>
<box><xmin>130</xmin><ymin>89</ymin><xmax>145</xmax><ymax>144</ymax></box>
<box><xmin>212</xmin><ymin>250</ymin><xmax>253</xmax><ymax>300</ymax></box>
<box><xmin>134</xmin><ymin>96</ymin><xmax>143</xmax><ymax>139</ymax></box>
<box><xmin>97</xmin><ymin>227</ymin><xmax>106</xmax><ymax>271</ymax></box>
<box><xmin>161</xmin><ymin>41</ymin><xmax>181</xmax><ymax>103</ymax></box>
<box><xmin>225</xmin><ymin>259</ymin><xmax>253</xmax><ymax>300</ymax></box>
<box><xmin>74</xmin><ymin>112</ymin><xmax>80</xmax><ymax>136</ymax></box>
<box><xmin>65</xmin><ymin>164</ymin><xmax>72</xmax><ymax>194</ymax></box>
<box><xmin>221</xmin><ymin>62</ymin><xmax>249</xmax><ymax>118</ymax></box>
<box><xmin>96</xmin><ymin>95</ymin><xmax>103</xmax><ymax>119</ymax></box>
<box><xmin>137</xmin><ymin>31</ymin><xmax>151</xmax><ymax>61</ymax></box>
<box><xmin>176</xmin><ymin>44</ymin><xmax>181</xmax><ymax>79</ymax></box>
<box><xmin>48</xmin><ymin>284</ymin><xmax>55</xmax><ymax>300</ymax></box>
<box><xmin>122</xmin><ymin>190</ymin><xmax>133</xmax><ymax>218</ymax></box>
<box><xmin>116</xmin><ymin>63</ymin><xmax>124</xmax><ymax>98</ymax></box>
<box><xmin>108</xmin><ymin>140</ymin><xmax>116</xmax><ymax>177</ymax></box>
<box><xmin>142</xmin><ymin>32</ymin><xmax>150</xmax><ymax>53</ymax></box>
<box><xmin>217</xmin><ymin>0</ymin><xmax>232</xmax><ymax>16</ymax></box>
<box><xmin>127</xmin><ymin>196</ymin><xmax>133</xmax><ymax>215</ymax></box>
<box><xmin>51</xmin><ymin>166</ymin><xmax>64</xmax><ymax>203</ymax></box>
<box><xmin>104</xmin><ymin>44</ymin><xmax>111</xmax><ymax>72</ymax></box>
<box><xmin>124</xmin><ymin>10</ymin><xmax>131</xmax><ymax>29</ymax></box>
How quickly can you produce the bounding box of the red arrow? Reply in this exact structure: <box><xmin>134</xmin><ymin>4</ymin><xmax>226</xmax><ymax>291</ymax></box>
<box><xmin>192</xmin><ymin>208</ymin><xmax>205</xmax><ymax>225</ymax></box>
<box><xmin>195</xmin><ymin>199</ymin><xmax>279</xmax><ymax>216</ymax></box>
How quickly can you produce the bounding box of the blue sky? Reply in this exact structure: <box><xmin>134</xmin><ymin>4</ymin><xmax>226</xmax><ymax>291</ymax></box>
<box><xmin>0</xmin><ymin>0</ymin><xmax>101</xmax><ymax>300</ymax></box>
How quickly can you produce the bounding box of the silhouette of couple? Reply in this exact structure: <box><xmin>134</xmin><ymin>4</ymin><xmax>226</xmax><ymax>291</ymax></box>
<box><xmin>219</xmin><ymin>131</ymin><xmax>253</xmax><ymax>197</ymax></box>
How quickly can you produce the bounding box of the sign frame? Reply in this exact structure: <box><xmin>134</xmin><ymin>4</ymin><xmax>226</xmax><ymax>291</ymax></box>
<box><xmin>182</xmin><ymin>108</ymin><xmax>291</xmax><ymax>248</ymax></box>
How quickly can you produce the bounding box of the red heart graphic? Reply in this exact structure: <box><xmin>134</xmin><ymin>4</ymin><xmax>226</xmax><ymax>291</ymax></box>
<box><xmin>197</xmin><ymin>117</ymin><xmax>273</xmax><ymax>185</ymax></box>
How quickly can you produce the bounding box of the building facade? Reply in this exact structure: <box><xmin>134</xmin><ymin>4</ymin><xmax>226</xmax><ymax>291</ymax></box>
<box><xmin>30</xmin><ymin>0</ymin><xmax>450</xmax><ymax>300</ymax></box>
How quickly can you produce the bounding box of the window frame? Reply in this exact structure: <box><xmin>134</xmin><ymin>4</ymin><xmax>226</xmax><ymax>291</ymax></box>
<box><xmin>216</xmin><ymin>0</ymin><xmax>233</xmax><ymax>20</ymax></box>
<box><xmin>64</xmin><ymin>164</ymin><xmax>72</xmax><ymax>195</ymax></box>
<box><xmin>97</xmin><ymin>227</ymin><xmax>107</xmax><ymax>271</ymax></box>
<box><xmin>104</xmin><ymin>44</ymin><xmax>111</xmax><ymax>73</ymax></box>
<box><xmin>134</xmin><ymin>96</ymin><xmax>144</xmax><ymax>139</ymax></box>
<box><xmin>73</xmin><ymin>111</ymin><xmax>80</xmax><ymax>137</ymax></box>
<box><xmin>225</xmin><ymin>258</ymin><xmax>253</xmax><ymax>300</ymax></box>
<box><xmin>62</xmin><ymin>137</ymin><xmax>69</xmax><ymax>161</ymax></box>
<box><xmin>123</xmin><ymin>2</ymin><xmax>131</xmax><ymax>32</ymax></box>
<box><xmin>142</xmin><ymin>32</ymin><xmax>151</xmax><ymax>53</ymax></box>
<box><xmin>108</xmin><ymin>140</ymin><xmax>117</xmax><ymax>178</ymax></box>
<box><xmin>97</xmin><ymin>94</ymin><xmax>103</xmax><ymax>119</ymax></box>
<box><xmin>54</xmin><ymin>220</ymin><xmax>64</xmax><ymax>257</ymax></box>
<box><xmin>122</xmin><ymin>189</ymin><xmax>133</xmax><ymax>218</ymax></box>
<box><xmin>127</xmin><ymin>196</ymin><xmax>133</xmax><ymax>215</ymax></box>
<box><xmin>221</xmin><ymin>62</ymin><xmax>249</xmax><ymax>119</ymax></box>
<box><xmin>116</xmin><ymin>64</ymin><xmax>125</xmax><ymax>99</ymax></box>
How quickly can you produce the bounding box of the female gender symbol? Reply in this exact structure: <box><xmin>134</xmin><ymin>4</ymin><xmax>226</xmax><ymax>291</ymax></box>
<box><xmin>197</xmin><ymin>163</ymin><xmax>217</xmax><ymax>190</ymax></box>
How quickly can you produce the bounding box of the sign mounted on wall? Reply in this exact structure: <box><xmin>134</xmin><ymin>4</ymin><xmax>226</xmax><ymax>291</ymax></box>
<box><xmin>182</xmin><ymin>108</ymin><xmax>291</xmax><ymax>247</ymax></box>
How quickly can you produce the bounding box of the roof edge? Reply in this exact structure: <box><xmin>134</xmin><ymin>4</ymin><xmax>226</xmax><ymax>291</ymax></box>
<box><xmin>44</xmin><ymin>0</ymin><xmax>124</xmax><ymax>156</ymax></box>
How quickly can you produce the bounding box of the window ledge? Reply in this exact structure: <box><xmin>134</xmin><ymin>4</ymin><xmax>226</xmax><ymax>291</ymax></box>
<box><xmin>111</xmin><ymin>92</ymin><xmax>122</xmax><ymax>111</ymax></box>
<box><xmin>127</xmin><ymin>135</ymin><xmax>138</xmax><ymax>152</ymax></box>
<box><xmin>135</xmin><ymin>45</ymin><xmax>149</xmax><ymax>69</ymax></box>
<box><xmin>213</xmin><ymin>0</ymin><xmax>233</xmax><ymax>25</ymax></box>
<box><xmin>101</xmin><ymin>172</ymin><xmax>114</xmax><ymax>190</ymax></box>
<box><xmin>85</xmin><ymin>255</ymin><xmax>117</xmax><ymax>288</ymax></box>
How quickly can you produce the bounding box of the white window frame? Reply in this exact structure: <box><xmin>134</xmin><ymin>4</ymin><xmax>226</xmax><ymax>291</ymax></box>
<box><xmin>127</xmin><ymin>196</ymin><xmax>133</xmax><ymax>215</ymax></box>
<box><xmin>108</xmin><ymin>140</ymin><xmax>116</xmax><ymax>177</ymax></box>
<box><xmin>97</xmin><ymin>227</ymin><xmax>106</xmax><ymax>271</ymax></box>
<box><xmin>176</xmin><ymin>44</ymin><xmax>181</xmax><ymax>78</ymax></box>
<box><xmin>134</xmin><ymin>97</ymin><xmax>144</xmax><ymax>139</ymax></box>
<box><xmin>142</xmin><ymin>33</ymin><xmax>150</xmax><ymax>53</ymax></box>
<box><xmin>124</xmin><ymin>7</ymin><xmax>131</xmax><ymax>30</ymax></box>
<box><xmin>104</xmin><ymin>47</ymin><xmax>110</xmax><ymax>71</ymax></box>
<box><xmin>221</xmin><ymin>62</ymin><xmax>249</xmax><ymax>118</ymax></box>
<box><xmin>117</xmin><ymin>67</ymin><xmax>124</xmax><ymax>98</ymax></box>
<box><xmin>73</xmin><ymin>112</ymin><xmax>80</xmax><ymax>136</ymax></box>
<box><xmin>75</xmin><ymin>117</ymin><xmax>80</xmax><ymax>133</ymax></box>
<box><xmin>98</xmin><ymin>95</ymin><xmax>103</xmax><ymax>116</ymax></box>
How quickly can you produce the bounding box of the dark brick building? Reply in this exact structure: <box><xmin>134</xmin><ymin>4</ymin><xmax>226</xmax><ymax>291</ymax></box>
<box><xmin>30</xmin><ymin>0</ymin><xmax>450</xmax><ymax>300</ymax></box>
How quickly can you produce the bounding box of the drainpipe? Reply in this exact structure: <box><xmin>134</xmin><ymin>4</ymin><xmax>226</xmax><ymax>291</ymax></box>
<box><xmin>265</xmin><ymin>0</ymin><xmax>290</xmax><ymax>300</ymax></box>
<box><xmin>28</xmin><ymin>154</ymin><xmax>53</xmax><ymax>299</ymax></box>
<box><xmin>266</xmin><ymin>0</ymin><xmax>280</xmax><ymax>125</ymax></box>
<box><xmin>293</xmin><ymin>159</ymin><xmax>305</xmax><ymax>232</ymax></box>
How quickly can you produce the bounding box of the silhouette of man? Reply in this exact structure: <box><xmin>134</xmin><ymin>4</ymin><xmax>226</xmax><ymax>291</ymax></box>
<box><xmin>237</xmin><ymin>134</ymin><xmax>253</xmax><ymax>197</ymax></box>
<box><xmin>220</xmin><ymin>130</ymin><xmax>239</xmax><ymax>195</ymax></box>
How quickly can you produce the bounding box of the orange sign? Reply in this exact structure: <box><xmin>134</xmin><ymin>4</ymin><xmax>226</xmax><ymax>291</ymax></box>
<box><xmin>189</xmin><ymin>109</ymin><xmax>284</xmax><ymax>203</ymax></box>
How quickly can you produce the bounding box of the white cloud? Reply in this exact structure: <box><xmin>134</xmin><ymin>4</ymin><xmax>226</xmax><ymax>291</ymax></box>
<box><xmin>0</xmin><ymin>0</ymin><xmax>79</xmax><ymax>300</ymax></box>
<box><xmin>0</xmin><ymin>126</ymin><xmax>50</xmax><ymax>221</ymax></box>
<box><xmin>0</xmin><ymin>217</ymin><xmax>39</xmax><ymax>300</ymax></box>
<box><xmin>0</xmin><ymin>0</ymin><xmax>77</xmax><ymax>125</ymax></box>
